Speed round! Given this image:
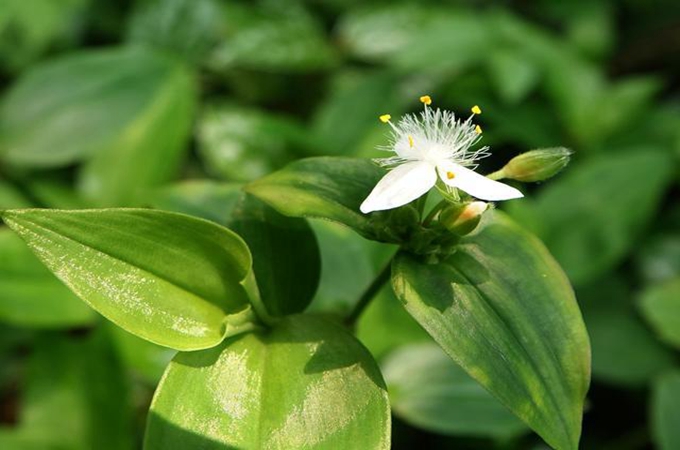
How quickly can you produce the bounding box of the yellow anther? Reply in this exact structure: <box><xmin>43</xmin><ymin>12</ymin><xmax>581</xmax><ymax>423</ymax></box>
<box><xmin>379</xmin><ymin>114</ymin><xmax>391</xmax><ymax>123</ymax></box>
<box><xmin>471</xmin><ymin>105</ymin><xmax>482</xmax><ymax>115</ymax></box>
<box><xmin>419</xmin><ymin>95</ymin><xmax>432</xmax><ymax>105</ymax></box>
<box><xmin>475</xmin><ymin>125</ymin><xmax>482</xmax><ymax>134</ymax></box>
<box><xmin>446</xmin><ymin>171</ymin><xmax>456</xmax><ymax>180</ymax></box>
<box><xmin>408</xmin><ymin>135</ymin><xmax>414</xmax><ymax>148</ymax></box>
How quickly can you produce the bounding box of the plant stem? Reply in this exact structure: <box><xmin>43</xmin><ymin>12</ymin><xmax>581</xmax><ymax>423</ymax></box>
<box><xmin>345</xmin><ymin>259</ymin><xmax>393</xmax><ymax>327</ymax></box>
<box><xmin>486</xmin><ymin>169</ymin><xmax>506</xmax><ymax>181</ymax></box>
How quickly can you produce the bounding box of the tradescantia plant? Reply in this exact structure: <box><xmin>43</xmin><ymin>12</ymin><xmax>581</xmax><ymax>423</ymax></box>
<box><xmin>0</xmin><ymin>96</ymin><xmax>590</xmax><ymax>450</ymax></box>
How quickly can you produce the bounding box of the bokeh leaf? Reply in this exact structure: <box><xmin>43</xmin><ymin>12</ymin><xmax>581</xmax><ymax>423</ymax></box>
<box><xmin>392</xmin><ymin>211</ymin><xmax>590</xmax><ymax>450</ymax></box>
<box><xmin>639</xmin><ymin>278</ymin><xmax>680</xmax><ymax>349</ymax></box>
<box><xmin>531</xmin><ymin>151</ymin><xmax>674</xmax><ymax>286</ymax></box>
<box><xmin>145</xmin><ymin>315</ymin><xmax>390</xmax><ymax>449</ymax></box>
<box><xmin>0</xmin><ymin>47</ymin><xmax>195</xmax><ymax>180</ymax></box>
<box><xmin>227</xmin><ymin>194</ymin><xmax>321</xmax><ymax>317</ymax></box>
<box><xmin>579</xmin><ymin>275</ymin><xmax>675</xmax><ymax>386</ymax></box>
<box><xmin>652</xmin><ymin>371</ymin><xmax>680</xmax><ymax>450</ymax></box>
<box><xmin>1</xmin><ymin>208</ymin><xmax>254</xmax><ymax>350</ymax></box>
<box><xmin>383</xmin><ymin>343</ymin><xmax>527</xmax><ymax>439</ymax></box>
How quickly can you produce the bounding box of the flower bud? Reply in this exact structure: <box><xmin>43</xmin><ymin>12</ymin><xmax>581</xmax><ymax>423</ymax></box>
<box><xmin>440</xmin><ymin>201</ymin><xmax>488</xmax><ymax>235</ymax></box>
<box><xmin>500</xmin><ymin>147</ymin><xmax>572</xmax><ymax>182</ymax></box>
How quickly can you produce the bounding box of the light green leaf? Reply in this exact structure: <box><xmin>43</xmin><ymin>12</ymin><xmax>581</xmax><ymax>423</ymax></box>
<box><xmin>145</xmin><ymin>315</ymin><xmax>390</xmax><ymax>449</ymax></box>
<box><xmin>146</xmin><ymin>180</ymin><xmax>243</xmax><ymax>225</ymax></box>
<box><xmin>487</xmin><ymin>50</ymin><xmax>540</xmax><ymax>104</ymax></box>
<box><xmin>392</xmin><ymin>211</ymin><xmax>590</xmax><ymax>450</ymax></box>
<box><xmin>1</xmin><ymin>47</ymin><xmax>195</xmax><ymax>180</ymax></box>
<box><xmin>579</xmin><ymin>276</ymin><xmax>675</xmax><ymax>386</ymax></box>
<box><xmin>639</xmin><ymin>278</ymin><xmax>680</xmax><ymax>349</ymax></box>
<box><xmin>1</xmin><ymin>208</ymin><xmax>255</xmax><ymax>350</ymax></box>
<box><xmin>0</xmin><ymin>228</ymin><xmax>95</xmax><ymax>328</ymax></box>
<box><xmin>246</xmin><ymin>157</ymin><xmax>385</xmax><ymax>239</ymax></box>
<box><xmin>227</xmin><ymin>194</ymin><xmax>321</xmax><ymax>317</ymax></box>
<box><xmin>535</xmin><ymin>151</ymin><xmax>674</xmax><ymax>286</ymax></box>
<box><xmin>196</xmin><ymin>104</ymin><xmax>310</xmax><ymax>182</ymax></box>
<box><xmin>383</xmin><ymin>343</ymin><xmax>528</xmax><ymax>439</ymax></box>
<box><xmin>652</xmin><ymin>371</ymin><xmax>680</xmax><ymax>450</ymax></box>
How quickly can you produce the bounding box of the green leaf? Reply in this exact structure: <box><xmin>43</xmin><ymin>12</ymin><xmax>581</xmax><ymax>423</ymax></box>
<box><xmin>227</xmin><ymin>194</ymin><xmax>321</xmax><ymax>317</ymax></box>
<box><xmin>383</xmin><ymin>343</ymin><xmax>527</xmax><ymax>439</ymax></box>
<box><xmin>145</xmin><ymin>315</ymin><xmax>390</xmax><ymax>449</ymax></box>
<box><xmin>196</xmin><ymin>104</ymin><xmax>310</xmax><ymax>182</ymax></box>
<box><xmin>246</xmin><ymin>157</ymin><xmax>385</xmax><ymax>239</ymax></box>
<box><xmin>1</xmin><ymin>208</ymin><xmax>255</xmax><ymax>350</ymax></box>
<box><xmin>392</xmin><ymin>211</ymin><xmax>590</xmax><ymax>450</ymax></box>
<box><xmin>0</xmin><ymin>180</ymin><xmax>31</xmax><ymax>209</ymax></box>
<box><xmin>639</xmin><ymin>278</ymin><xmax>680</xmax><ymax>349</ymax></box>
<box><xmin>652</xmin><ymin>371</ymin><xmax>680</xmax><ymax>450</ymax></box>
<box><xmin>126</xmin><ymin>0</ymin><xmax>222</xmax><ymax>63</ymax></box>
<box><xmin>0</xmin><ymin>228</ymin><xmax>95</xmax><ymax>328</ymax></box>
<box><xmin>1</xmin><ymin>47</ymin><xmax>195</xmax><ymax>176</ymax></box>
<box><xmin>579</xmin><ymin>276</ymin><xmax>675</xmax><ymax>386</ymax></box>
<box><xmin>535</xmin><ymin>151</ymin><xmax>674</xmax><ymax>286</ymax></box>
<box><xmin>637</xmin><ymin>235</ymin><xmax>680</xmax><ymax>284</ymax></box>
<box><xmin>146</xmin><ymin>180</ymin><xmax>243</xmax><ymax>225</ymax></box>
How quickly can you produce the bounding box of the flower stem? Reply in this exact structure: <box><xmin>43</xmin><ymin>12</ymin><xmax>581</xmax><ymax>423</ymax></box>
<box><xmin>345</xmin><ymin>259</ymin><xmax>393</xmax><ymax>327</ymax></box>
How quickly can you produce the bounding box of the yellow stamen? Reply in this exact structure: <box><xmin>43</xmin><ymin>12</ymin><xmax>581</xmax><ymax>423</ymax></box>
<box><xmin>379</xmin><ymin>114</ymin><xmax>391</xmax><ymax>123</ymax></box>
<box><xmin>419</xmin><ymin>95</ymin><xmax>432</xmax><ymax>105</ymax></box>
<box><xmin>408</xmin><ymin>135</ymin><xmax>414</xmax><ymax>148</ymax></box>
<box><xmin>475</xmin><ymin>125</ymin><xmax>482</xmax><ymax>134</ymax></box>
<box><xmin>446</xmin><ymin>171</ymin><xmax>455</xmax><ymax>180</ymax></box>
<box><xmin>471</xmin><ymin>105</ymin><xmax>482</xmax><ymax>115</ymax></box>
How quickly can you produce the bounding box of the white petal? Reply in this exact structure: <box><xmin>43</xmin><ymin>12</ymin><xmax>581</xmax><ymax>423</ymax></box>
<box><xmin>360</xmin><ymin>161</ymin><xmax>437</xmax><ymax>213</ymax></box>
<box><xmin>436</xmin><ymin>162</ymin><xmax>524</xmax><ymax>201</ymax></box>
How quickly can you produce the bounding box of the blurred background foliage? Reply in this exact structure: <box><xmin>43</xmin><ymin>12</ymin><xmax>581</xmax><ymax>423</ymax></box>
<box><xmin>1</xmin><ymin>0</ymin><xmax>679</xmax><ymax>448</ymax></box>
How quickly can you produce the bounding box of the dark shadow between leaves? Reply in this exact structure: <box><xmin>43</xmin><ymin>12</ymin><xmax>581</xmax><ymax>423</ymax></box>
<box><xmin>172</xmin><ymin>334</ymin><xmax>247</xmax><ymax>369</ymax></box>
<box><xmin>145</xmin><ymin>412</ymin><xmax>242</xmax><ymax>450</ymax></box>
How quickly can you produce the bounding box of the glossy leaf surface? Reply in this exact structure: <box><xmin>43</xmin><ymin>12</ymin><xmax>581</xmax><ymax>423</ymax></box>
<box><xmin>1</xmin><ymin>208</ymin><xmax>254</xmax><ymax>350</ymax></box>
<box><xmin>392</xmin><ymin>212</ymin><xmax>590</xmax><ymax>450</ymax></box>
<box><xmin>146</xmin><ymin>315</ymin><xmax>390</xmax><ymax>449</ymax></box>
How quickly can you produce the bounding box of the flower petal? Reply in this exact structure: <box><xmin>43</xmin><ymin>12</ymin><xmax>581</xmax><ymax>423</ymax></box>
<box><xmin>437</xmin><ymin>162</ymin><xmax>524</xmax><ymax>201</ymax></box>
<box><xmin>360</xmin><ymin>161</ymin><xmax>437</xmax><ymax>213</ymax></box>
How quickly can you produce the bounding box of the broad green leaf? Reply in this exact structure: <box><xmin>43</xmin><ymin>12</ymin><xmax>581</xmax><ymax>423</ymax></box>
<box><xmin>0</xmin><ymin>228</ymin><xmax>95</xmax><ymax>328</ymax></box>
<box><xmin>1</xmin><ymin>208</ymin><xmax>255</xmax><ymax>350</ymax></box>
<box><xmin>639</xmin><ymin>278</ymin><xmax>680</xmax><ymax>349</ymax></box>
<box><xmin>392</xmin><ymin>211</ymin><xmax>590</xmax><ymax>450</ymax></box>
<box><xmin>210</xmin><ymin>5</ymin><xmax>337</xmax><ymax>72</ymax></box>
<box><xmin>486</xmin><ymin>50</ymin><xmax>540</xmax><ymax>104</ymax></box>
<box><xmin>383</xmin><ymin>343</ymin><xmax>528</xmax><ymax>439</ymax></box>
<box><xmin>107</xmin><ymin>324</ymin><xmax>176</xmax><ymax>385</ymax></box>
<box><xmin>246</xmin><ymin>157</ymin><xmax>385</xmax><ymax>239</ymax></box>
<box><xmin>10</xmin><ymin>331</ymin><xmax>134</xmax><ymax>450</ymax></box>
<box><xmin>535</xmin><ymin>151</ymin><xmax>674</xmax><ymax>286</ymax></box>
<box><xmin>196</xmin><ymin>104</ymin><xmax>310</xmax><ymax>182</ymax></box>
<box><xmin>637</xmin><ymin>235</ymin><xmax>680</xmax><ymax>284</ymax></box>
<box><xmin>579</xmin><ymin>276</ymin><xmax>675</xmax><ymax>386</ymax></box>
<box><xmin>146</xmin><ymin>180</ymin><xmax>243</xmax><ymax>225</ymax></box>
<box><xmin>126</xmin><ymin>0</ymin><xmax>222</xmax><ymax>63</ymax></box>
<box><xmin>227</xmin><ymin>194</ymin><xmax>321</xmax><ymax>317</ymax></box>
<box><xmin>1</xmin><ymin>47</ymin><xmax>194</xmax><ymax>175</ymax></box>
<box><xmin>145</xmin><ymin>315</ymin><xmax>390</xmax><ymax>449</ymax></box>
<box><xmin>652</xmin><ymin>371</ymin><xmax>680</xmax><ymax>450</ymax></box>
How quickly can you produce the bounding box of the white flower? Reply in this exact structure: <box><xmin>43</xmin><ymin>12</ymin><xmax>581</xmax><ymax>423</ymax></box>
<box><xmin>360</xmin><ymin>96</ymin><xmax>523</xmax><ymax>214</ymax></box>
